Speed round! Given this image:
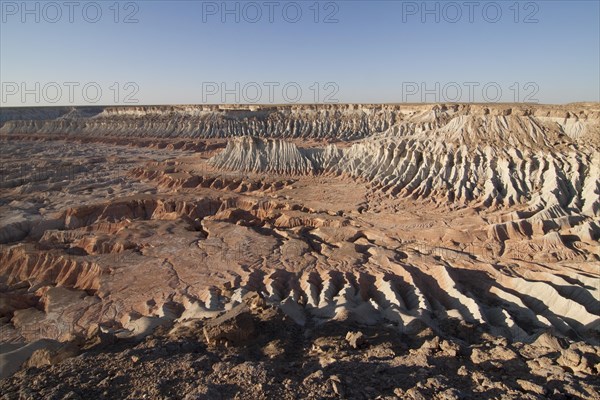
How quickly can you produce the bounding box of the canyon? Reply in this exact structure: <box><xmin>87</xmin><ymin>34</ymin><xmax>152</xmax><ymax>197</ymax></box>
<box><xmin>0</xmin><ymin>103</ymin><xmax>598</xmax><ymax>399</ymax></box>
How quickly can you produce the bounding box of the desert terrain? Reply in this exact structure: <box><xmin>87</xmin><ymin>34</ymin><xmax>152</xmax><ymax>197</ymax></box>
<box><xmin>0</xmin><ymin>103</ymin><xmax>599</xmax><ymax>399</ymax></box>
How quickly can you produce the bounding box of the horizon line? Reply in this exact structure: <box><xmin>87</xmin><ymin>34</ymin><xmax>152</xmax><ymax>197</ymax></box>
<box><xmin>2</xmin><ymin>101</ymin><xmax>599</xmax><ymax>109</ymax></box>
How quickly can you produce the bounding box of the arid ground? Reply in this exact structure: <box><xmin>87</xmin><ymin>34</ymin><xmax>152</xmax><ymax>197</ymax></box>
<box><xmin>0</xmin><ymin>103</ymin><xmax>599</xmax><ymax>399</ymax></box>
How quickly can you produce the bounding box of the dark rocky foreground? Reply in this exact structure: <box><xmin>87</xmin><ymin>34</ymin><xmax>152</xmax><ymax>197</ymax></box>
<box><xmin>1</xmin><ymin>294</ymin><xmax>599</xmax><ymax>400</ymax></box>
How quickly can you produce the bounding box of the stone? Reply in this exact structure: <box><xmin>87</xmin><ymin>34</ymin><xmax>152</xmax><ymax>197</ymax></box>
<box><xmin>203</xmin><ymin>303</ymin><xmax>256</xmax><ymax>346</ymax></box>
<box><xmin>557</xmin><ymin>349</ymin><xmax>581</xmax><ymax>369</ymax></box>
<box><xmin>305</xmin><ymin>370</ymin><xmax>323</xmax><ymax>381</ymax></box>
<box><xmin>25</xmin><ymin>342</ymin><xmax>79</xmax><ymax>369</ymax></box>
<box><xmin>556</xmin><ymin>349</ymin><xmax>593</xmax><ymax>374</ymax></box>
<box><xmin>84</xmin><ymin>324</ymin><xmax>116</xmax><ymax>349</ymax></box>
<box><xmin>329</xmin><ymin>375</ymin><xmax>344</xmax><ymax>396</ymax></box>
<box><xmin>440</xmin><ymin>339</ymin><xmax>461</xmax><ymax>357</ymax></box>
<box><xmin>345</xmin><ymin>331</ymin><xmax>366</xmax><ymax>349</ymax></box>
<box><xmin>531</xmin><ymin>331</ymin><xmax>568</xmax><ymax>351</ymax></box>
<box><xmin>517</xmin><ymin>379</ymin><xmax>545</xmax><ymax>395</ymax></box>
<box><xmin>420</xmin><ymin>336</ymin><xmax>440</xmax><ymax>351</ymax></box>
<box><xmin>471</xmin><ymin>346</ymin><xmax>519</xmax><ymax>364</ymax></box>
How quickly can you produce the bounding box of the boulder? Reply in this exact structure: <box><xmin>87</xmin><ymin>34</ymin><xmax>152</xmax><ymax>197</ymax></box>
<box><xmin>531</xmin><ymin>331</ymin><xmax>568</xmax><ymax>351</ymax></box>
<box><xmin>345</xmin><ymin>331</ymin><xmax>366</xmax><ymax>349</ymax></box>
<box><xmin>203</xmin><ymin>303</ymin><xmax>255</xmax><ymax>346</ymax></box>
<box><xmin>25</xmin><ymin>341</ymin><xmax>79</xmax><ymax>368</ymax></box>
<box><xmin>557</xmin><ymin>349</ymin><xmax>594</xmax><ymax>374</ymax></box>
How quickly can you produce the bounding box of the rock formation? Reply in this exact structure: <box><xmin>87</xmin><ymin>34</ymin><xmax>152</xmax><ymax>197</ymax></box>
<box><xmin>0</xmin><ymin>103</ymin><xmax>598</xmax><ymax>398</ymax></box>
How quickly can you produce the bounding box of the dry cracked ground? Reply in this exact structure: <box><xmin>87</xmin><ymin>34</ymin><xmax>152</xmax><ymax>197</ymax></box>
<box><xmin>0</xmin><ymin>103</ymin><xmax>599</xmax><ymax>399</ymax></box>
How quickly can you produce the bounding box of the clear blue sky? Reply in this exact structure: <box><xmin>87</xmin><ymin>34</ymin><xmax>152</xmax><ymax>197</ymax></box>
<box><xmin>1</xmin><ymin>0</ymin><xmax>599</xmax><ymax>105</ymax></box>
